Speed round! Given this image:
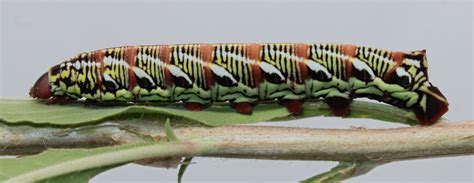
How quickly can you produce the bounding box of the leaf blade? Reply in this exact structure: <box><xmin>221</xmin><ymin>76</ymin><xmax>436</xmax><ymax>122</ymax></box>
<box><xmin>0</xmin><ymin>142</ymin><xmax>211</xmax><ymax>183</ymax></box>
<box><xmin>300</xmin><ymin>161</ymin><xmax>385</xmax><ymax>183</ymax></box>
<box><xmin>0</xmin><ymin>98</ymin><xmax>418</xmax><ymax>127</ymax></box>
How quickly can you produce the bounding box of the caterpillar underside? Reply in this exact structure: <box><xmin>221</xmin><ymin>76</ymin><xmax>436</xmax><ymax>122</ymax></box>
<box><xmin>30</xmin><ymin>43</ymin><xmax>449</xmax><ymax>125</ymax></box>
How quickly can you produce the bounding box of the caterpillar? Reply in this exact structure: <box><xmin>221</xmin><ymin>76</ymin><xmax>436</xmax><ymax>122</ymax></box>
<box><xmin>30</xmin><ymin>43</ymin><xmax>449</xmax><ymax>125</ymax></box>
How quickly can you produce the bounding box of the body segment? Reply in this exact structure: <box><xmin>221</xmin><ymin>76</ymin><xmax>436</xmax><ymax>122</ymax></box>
<box><xmin>30</xmin><ymin>43</ymin><xmax>449</xmax><ymax>125</ymax></box>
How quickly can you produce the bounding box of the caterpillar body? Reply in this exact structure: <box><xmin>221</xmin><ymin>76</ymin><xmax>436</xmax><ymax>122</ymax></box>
<box><xmin>30</xmin><ymin>43</ymin><xmax>449</xmax><ymax>125</ymax></box>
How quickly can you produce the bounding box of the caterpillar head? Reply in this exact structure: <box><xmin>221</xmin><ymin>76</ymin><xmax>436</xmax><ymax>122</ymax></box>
<box><xmin>30</xmin><ymin>71</ymin><xmax>52</xmax><ymax>99</ymax></box>
<box><xmin>30</xmin><ymin>63</ymin><xmax>62</xmax><ymax>99</ymax></box>
<box><xmin>385</xmin><ymin>50</ymin><xmax>448</xmax><ymax>125</ymax></box>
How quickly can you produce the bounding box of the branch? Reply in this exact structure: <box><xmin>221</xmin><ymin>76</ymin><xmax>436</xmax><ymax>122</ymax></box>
<box><xmin>1</xmin><ymin>120</ymin><xmax>473</xmax><ymax>162</ymax></box>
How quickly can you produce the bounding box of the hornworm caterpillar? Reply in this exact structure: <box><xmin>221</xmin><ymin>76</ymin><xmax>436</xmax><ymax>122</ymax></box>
<box><xmin>30</xmin><ymin>43</ymin><xmax>449</xmax><ymax>125</ymax></box>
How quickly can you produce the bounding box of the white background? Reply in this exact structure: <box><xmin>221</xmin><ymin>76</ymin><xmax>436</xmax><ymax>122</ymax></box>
<box><xmin>1</xmin><ymin>0</ymin><xmax>473</xmax><ymax>182</ymax></box>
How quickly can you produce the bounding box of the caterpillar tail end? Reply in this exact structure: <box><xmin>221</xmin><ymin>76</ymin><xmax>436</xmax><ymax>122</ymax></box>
<box><xmin>415</xmin><ymin>86</ymin><xmax>449</xmax><ymax>126</ymax></box>
<box><xmin>29</xmin><ymin>72</ymin><xmax>52</xmax><ymax>99</ymax></box>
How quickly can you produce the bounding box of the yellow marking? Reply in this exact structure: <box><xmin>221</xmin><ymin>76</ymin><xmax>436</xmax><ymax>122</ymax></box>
<box><xmin>231</xmin><ymin>52</ymin><xmax>238</xmax><ymax>76</ymax></box>
<box><xmin>191</xmin><ymin>45</ymin><xmax>199</xmax><ymax>81</ymax></box>
<box><xmin>264</xmin><ymin>46</ymin><xmax>271</xmax><ymax>62</ymax></box>
<box><xmin>176</xmin><ymin>50</ymin><xmax>183</xmax><ymax>69</ymax></box>
<box><xmin>242</xmin><ymin>58</ymin><xmax>249</xmax><ymax>85</ymax></box>
<box><xmin>59</xmin><ymin>82</ymin><xmax>67</xmax><ymax>91</ymax></box>
<box><xmin>271</xmin><ymin>44</ymin><xmax>277</xmax><ymax>59</ymax></box>
<box><xmin>114</xmin><ymin>47</ymin><xmax>121</xmax><ymax>54</ymax></box>
<box><xmin>60</xmin><ymin>68</ymin><xmax>70</xmax><ymax>79</ymax></box>
<box><xmin>422</xmin><ymin>57</ymin><xmax>428</xmax><ymax>69</ymax></box>
<box><xmin>292</xmin><ymin>55</ymin><xmax>298</xmax><ymax>81</ymax></box>
<box><xmin>156</xmin><ymin>62</ymin><xmax>162</xmax><ymax>86</ymax></box>
<box><xmin>102</xmin><ymin>92</ymin><xmax>116</xmax><ymax>100</ymax></box>
<box><xmin>286</xmin><ymin>53</ymin><xmax>292</xmax><ymax>78</ymax></box>
<box><xmin>316</xmin><ymin>45</ymin><xmax>322</xmax><ymax>59</ymax></box>
<box><xmin>418</xmin><ymin>85</ymin><xmax>448</xmax><ymax>103</ymax></box>
<box><xmin>74</xmin><ymin>84</ymin><xmax>81</xmax><ymax>94</ymax></box>
<box><xmin>49</xmin><ymin>71</ymin><xmax>58</xmax><ymax>82</ymax></box>
<box><xmin>215</xmin><ymin>46</ymin><xmax>222</xmax><ymax>65</ymax></box>
<box><xmin>91</xmin><ymin>64</ymin><xmax>98</xmax><ymax>86</ymax></box>
<box><xmin>408</xmin><ymin>66</ymin><xmax>417</xmax><ymax>76</ymax></box>
<box><xmin>226</xmin><ymin>47</ymin><xmax>232</xmax><ymax>70</ymax></box>
<box><xmin>180</xmin><ymin>49</ymin><xmax>187</xmax><ymax>73</ymax></box>
<box><xmin>67</xmin><ymin>86</ymin><xmax>76</xmax><ymax>93</ymax></box>
<box><xmin>330</xmin><ymin>56</ymin><xmax>335</xmax><ymax>77</ymax></box>
<box><xmin>152</xmin><ymin>48</ymin><xmax>157</xmax><ymax>78</ymax></box>
<box><xmin>146</xmin><ymin>51</ymin><xmax>151</xmax><ymax>75</ymax></box>
<box><xmin>71</xmin><ymin>70</ymin><xmax>78</xmax><ymax>82</ymax></box>
<box><xmin>114</xmin><ymin>63</ymin><xmax>119</xmax><ymax>81</ymax></box>
<box><xmin>275</xmin><ymin>46</ymin><xmax>282</xmax><ymax>70</ymax></box>
<box><xmin>414</xmin><ymin>72</ymin><xmax>424</xmax><ymax>82</ymax></box>
<box><xmin>110</xmin><ymin>62</ymin><xmax>115</xmax><ymax>80</ymax></box>
<box><xmin>120</xmin><ymin>63</ymin><xmax>126</xmax><ymax>85</ymax></box>
<box><xmin>192</xmin><ymin>52</ymin><xmax>198</xmax><ymax>84</ymax></box>
<box><xmin>278</xmin><ymin>49</ymin><xmax>285</xmax><ymax>72</ymax></box>
<box><xmin>151</xmin><ymin>56</ymin><xmax>156</xmax><ymax>79</ymax></box>
<box><xmin>116</xmin><ymin>89</ymin><xmax>128</xmax><ymax>97</ymax></box>
<box><xmin>188</xmin><ymin>48</ymin><xmax>194</xmax><ymax>77</ymax></box>
<box><xmin>376</xmin><ymin>57</ymin><xmax>383</xmax><ymax>76</ymax></box>
<box><xmin>113</xmin><ymin>62</ymin><xmax>119</xmax><ymax>84</ymax></box>
<box><xmin>87</xmin><ymin>66</ymin><xmax>95</xmax><ymax>87</ymax></box>
<box><xmin>326</xmin><ymin>51</ymin><xmax>332</xmax><ymax>72</ymax></box>
<box><xmin>83</xmin><ymin>93</ymin><xmax>93</xmax><ymax>99</ymax></box>
<box><xmin>420</xmin><ymin>94</ymin><xmax>427</xmax><ymax>112</ymax></box>
<box><xmin>337</xmin><ymin>58</ymin><xmax>342</xmax><ymax>78</ymax></box>
<box><xmin>184</xmin><ymin>46</ymin><xmax>189</xmax><ymax>74</ymax></box>
<box><xmin>139</xmin><ymin>87</ymin><xmax>150</xmax><ymax>95</ymax></box>
<box><xmin>138</xmin><ymin>54</ymin><xmax>143</xmax><ymax>68</ymax></box>
<box><xmin>113</xmin><ymin>63</ymin><xmax>121</xmax><ymax>83</ymax></box>
<box><xmin>237</xmin><ymin>45</ymin><xmax>247</xmax><ymax>84</ymax></box>
<box><xmin>237</xmin><ymin>58</ymin><xmax>243</xmax><ymax>80</ymax></box>
<box><xmin>125</xmin><ymin>64</ymin><xmax>131</xmax><ymax>88</ymax></box>
<box><xmin>79</xmin><ymin>66</ymin><xmax>87</xmax><ymax>82</ymax></box>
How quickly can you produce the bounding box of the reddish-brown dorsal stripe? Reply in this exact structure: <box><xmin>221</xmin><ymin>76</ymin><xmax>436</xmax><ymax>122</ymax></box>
<box><xmin>246</xmin><ymin>44</ymin><xmax>263</xmax><ymax>86</ymax></box>
<box><xmin>200</xmin><ymin>44</ymin><xmax>214</xmax><ymax>89</ymax></box>
<box><xmin>342</xmin><ymin>44</ymin><xmax>358</xmax><ymax>80</ymax></box>
<box><xmin>93</xmin><ymin>50</ymin><xmax>105</xmax><ymax>88</ymax></box>
<box><xmin>125</xmin><ymin>47</ymin><xmax>137</xmax><ymax>91</ymax></box>
<box><xmin>384</xmin><ymin>51</ymin><xmax>405</xmax><ymax>81</ymax></box>
<box><xmin>295</xmin><ymin>43</ymin><xmax>310</xmax><ymax>83</ymax></box>
<box><xmin>160</xmin><ymin>45</ymin><xmax>173</xmax><ymax>87</ymax></box>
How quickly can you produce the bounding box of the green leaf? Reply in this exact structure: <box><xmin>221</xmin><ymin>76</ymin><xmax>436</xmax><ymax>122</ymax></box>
<box><xmin>0</xmin><ymin>98</ymin><xmax>418</xmax><ymax>127</ymax></box>
<box><xmin>37</xmin><ymin>165</ymin><xmax>120</xmax><ymax>183</ymax></box>
<box><xmin>0</xmin><ymin>99</ymin><xmax>289</xmax><ymax>126</ymax></box>
<box><xmin>0</xmin><ymin>142</ymin><xmax>211</xmax><ymax>183</ymax></box>
<box><xmin>164</xmin><ymin>118</ymin><xmax>179</xmax><ymax>142</ymax></box>
<box><xmin>300</xmin><ymin>161</ymin><xmax>384</xmax><ymax>183</ymax></box>
<box><xmin>177</xmin><ymin>157</ymin><xmax>193</xmax><ymax>183</ymax></box>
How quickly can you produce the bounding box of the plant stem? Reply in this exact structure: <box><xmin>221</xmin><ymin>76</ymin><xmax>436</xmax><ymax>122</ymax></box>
<box><xmin>1</xmin><ymin>121</ymin><xmax>473</xmax><ymax>162</ymax></box>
